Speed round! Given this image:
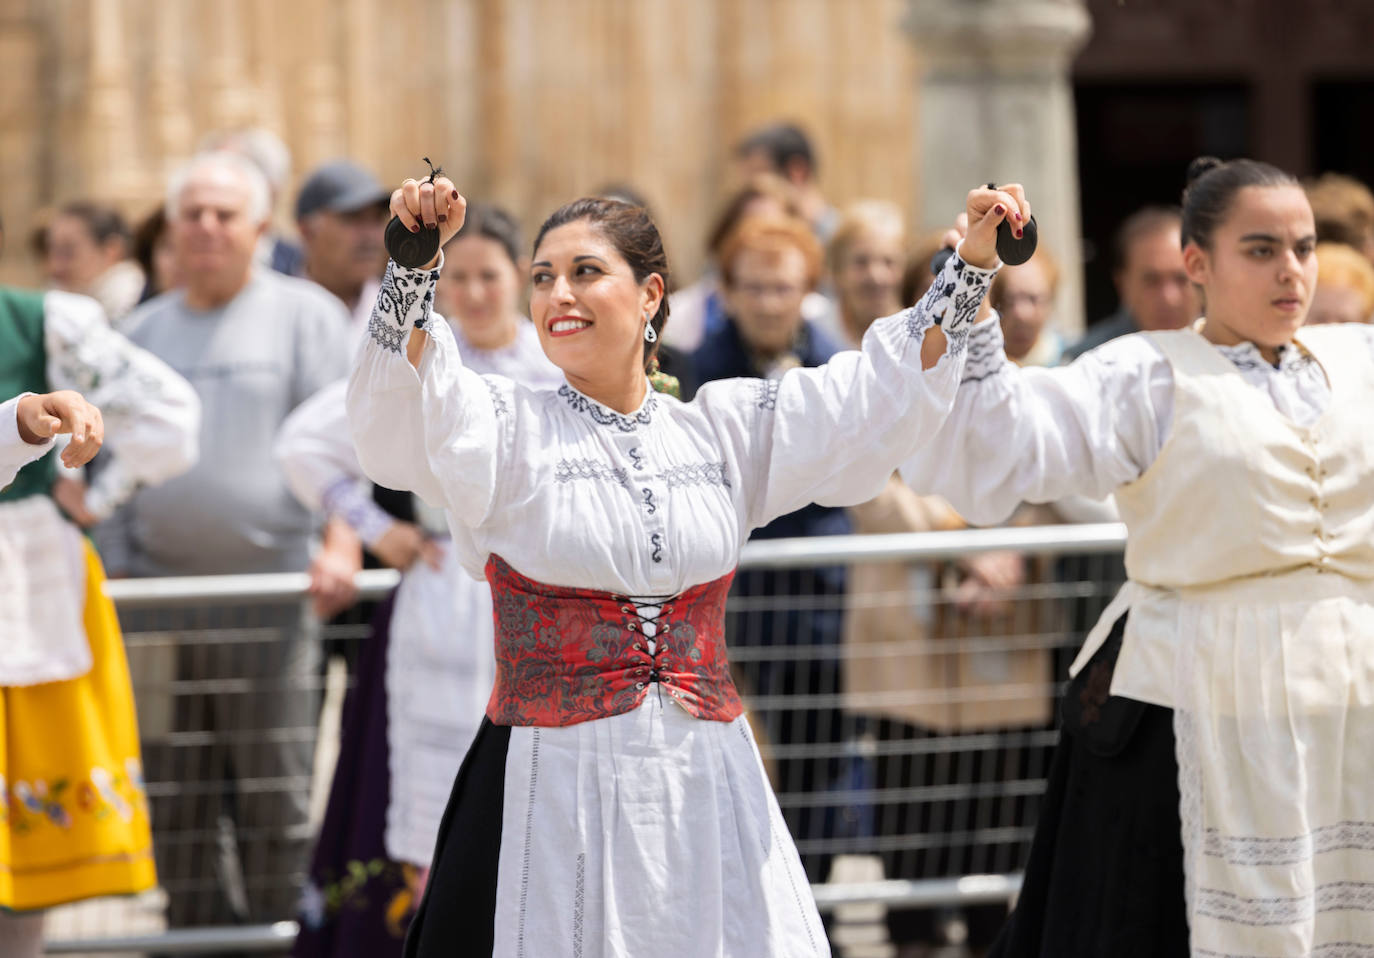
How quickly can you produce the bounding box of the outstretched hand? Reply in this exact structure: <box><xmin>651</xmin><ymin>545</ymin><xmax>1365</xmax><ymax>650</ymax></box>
<box><xmin>946</xmin><ymin>184</ymin><xmax>1032</xmax><ymax>270</ymax></box>
<box><xmin>16</xmin><ymin>390</ymin><xmax>104</xmax><ymax>468</ymax></box>
<box><xmin>390</xmin><ymin>172</ymin><xmax>467</xmax><ymax>269</ymax></box>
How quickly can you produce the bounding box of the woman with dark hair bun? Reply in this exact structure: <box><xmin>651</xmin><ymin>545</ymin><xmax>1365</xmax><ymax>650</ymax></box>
<box><xmin>905</xmin><ymin>157</ymin><xmax>1374</xmax><ymax>957</ymax></box>
<box><xmin>346</xmin><ymin>171</ymin><xmax>1027</xmax><ymax>956</ymax></box>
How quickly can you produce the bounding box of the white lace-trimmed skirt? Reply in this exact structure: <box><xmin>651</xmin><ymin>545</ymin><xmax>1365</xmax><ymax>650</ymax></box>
<box><xmin>407</xmin><ymin>696</ymin><xmax>830</xmax><ymax>958</ymax></box>
<box><xmin>1166</xmin><ymin>571</ymin><xmax>1374</xmax><ymax>957</ymax></box>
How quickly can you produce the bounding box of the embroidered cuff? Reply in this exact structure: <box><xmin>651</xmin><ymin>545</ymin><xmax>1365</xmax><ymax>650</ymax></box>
<box><xmin>963</xmin><ymin>316</ymin><xmax>1010</xmax><ymax>384</ymax></box>
<box><xmin>933</xmin><ymin>244</ymin><xmax>998</xmax><ymax>334</ymax></box>
<box><xmin>321</xmin><ymin>476</ymin><xmax>396</xmax><ymax>548</ymax></box>
<box><xmin>366</xmin><ymin>256</ymin><xmax>442</xmax><ymax>354</ymax></box>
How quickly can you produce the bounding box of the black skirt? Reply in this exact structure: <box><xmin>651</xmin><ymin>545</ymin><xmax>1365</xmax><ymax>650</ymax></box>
<box><xmin>990</xmin><ymin>614</ymin><xmax>1190</xmax><ymax>958</ymax></box>
<box><xmin>402</xmin><ymin>718</ymin><xmax>510</xmax><ymax>957</ymax></box>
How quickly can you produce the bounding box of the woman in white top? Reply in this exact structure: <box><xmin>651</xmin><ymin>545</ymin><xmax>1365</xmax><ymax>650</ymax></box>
<box><xmin>903</xmin><ymin>157</ymin><xmax>1374</xmax><ymax>958</ymax></box>
<box><xmin>347</xmin><ymin>171</ymin><xmax>1028</xmax><ymax>956</ymax></box>
<box><xmin>279</xmin><ymin>203</ymin><xmax>562</xmax><ymax>957</ymax></box>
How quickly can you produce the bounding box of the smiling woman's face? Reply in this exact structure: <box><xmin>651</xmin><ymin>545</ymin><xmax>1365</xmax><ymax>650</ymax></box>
<box><xmin>1187</xmin><ymin>184</ymin><xmax>1317</xmax><ymax>352</ymax></box>
<box><xmin>528</xmin><ymin>218</ymin><xmax>661</xmax><ymax>389</ymax></box>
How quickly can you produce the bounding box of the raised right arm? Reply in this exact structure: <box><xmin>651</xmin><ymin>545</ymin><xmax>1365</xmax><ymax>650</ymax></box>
<box><xmin>346</xmin><ymin>258</ymin><xmax>507</xmax><ymax>528</ymax></box>
<box><xmin>899</xmin><ymin>318</ymin><xmax>1168</xmax><ymax>525</ymax></box>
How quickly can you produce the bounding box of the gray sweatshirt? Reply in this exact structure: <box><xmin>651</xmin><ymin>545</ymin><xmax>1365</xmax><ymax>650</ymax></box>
<box><xmin>97</xmin><ymin>270</ymin><xmax>351</xmax><ymax>576</ymax></box>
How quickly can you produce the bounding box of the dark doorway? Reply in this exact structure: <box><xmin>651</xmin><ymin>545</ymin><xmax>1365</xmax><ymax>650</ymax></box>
<box><xmin>1073</xmin><ymin>82</ymin><xmax>1250</xmax><ymax>328</ymax></box>
<box><xmin>1312</xmin><ymin>81</ymin><xmax>1374</xmax><ymax>186</ymax></box>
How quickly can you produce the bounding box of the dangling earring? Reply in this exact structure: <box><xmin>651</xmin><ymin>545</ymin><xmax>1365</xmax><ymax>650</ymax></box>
<box><xmin>643</xmin><ymin>314</ymin><xmax>658</xmax><ymax>343</ymax></box>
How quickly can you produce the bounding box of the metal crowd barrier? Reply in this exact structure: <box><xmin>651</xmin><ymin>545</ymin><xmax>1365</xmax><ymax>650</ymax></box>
<box><xmin>44</xmin><ymin>524</ymin><xmax>1126</xmax><ymax>954</ymax></box>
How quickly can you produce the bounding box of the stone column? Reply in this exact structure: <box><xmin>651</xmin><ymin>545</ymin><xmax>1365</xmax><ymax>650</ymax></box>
<box><xmin>203</xmin><ymin>0</ymin><xmax>260</xmax><ymax>133</ymax></box>
<box><xmin>149</xmin><ymin>0</ymin><xmax>194</xmax><ymax>177</ymax></box>
<box><xmin>289</xmin><ymin>0</ymin><xmax>345</xmax><ymax>172</ymax></box>
<box><xmin>87</xmin><ymin>0</ymin><xmax>144</xmax><ymax>203</ymax></box>
<box><xmin>905</xmin><ymin>0</ymin><xmax>1091</xmax><ymax>336</ymax></box>
<box><xmin>0</xmin><ymin>18</ymin><xmax>43</xmax><ymax>286</ymax></box>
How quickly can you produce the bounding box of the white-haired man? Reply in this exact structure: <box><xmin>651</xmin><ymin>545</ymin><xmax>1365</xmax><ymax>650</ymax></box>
<box><xmin>199</xmin><ymin>126</ymin><xmax>304</xmax><ymax>275</ymax></box>
<box><xmin>96</xmin><ymin>150</ymin><xmax>350</xmax><ymax>932</ymax></box>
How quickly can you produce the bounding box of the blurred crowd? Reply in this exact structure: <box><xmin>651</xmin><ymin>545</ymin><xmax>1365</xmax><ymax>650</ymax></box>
<box><xmin>7</xmin><ymin>122</ymin><xmax>1374</xmax><ymax>958</ymax></box>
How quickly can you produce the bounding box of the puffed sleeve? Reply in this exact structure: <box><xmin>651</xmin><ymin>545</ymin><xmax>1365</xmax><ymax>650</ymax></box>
<box><xmin>276</xmin><ymin>379</ymin><xmax>396</xmax><ymax>547</ymax></box>
<box><xmin>899</xmin><ymin>315</ymin><xmax>1168</xmax><ymax>525</ymax></box>
<box><xmin>696</xmin><ymin>248</ymin><xmax>994</xmax><ymax>531</ymax></box>
<box><xmin>346</xmin><ymin>258</ymin><xmax>509</xmax><ymax>527</ymax></box>
<box><xmin>0</xmin><ymin>394</ymin><xmax>55</xmax><ymax>489</ymax></box>
<box><xmin>43</xmin><ymin>290</ymin><xmax>200</xmax><ymax>521</ymax></box>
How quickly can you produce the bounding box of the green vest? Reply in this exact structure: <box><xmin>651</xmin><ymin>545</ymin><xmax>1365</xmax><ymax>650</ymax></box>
<box><xmin>0</xmin><ymin>286</ymin><xmax>54</xmax><ymax>503</ymax></box>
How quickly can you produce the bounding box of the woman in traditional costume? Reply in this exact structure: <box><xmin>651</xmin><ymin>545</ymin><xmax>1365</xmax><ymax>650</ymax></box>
<box><xmin>903</xmin><ymin>157</ymin><xmax>1374</xmax><ymax>957</ymax></box>
<box><xmin>346</xmin><ymin>173</ymin><xmax>1027</xmax><ymax>956</ymax></box>
<box><xmin>0</xmin><ymin>287</ymin><xmax>199</xmax><ymax>956</ymax></box>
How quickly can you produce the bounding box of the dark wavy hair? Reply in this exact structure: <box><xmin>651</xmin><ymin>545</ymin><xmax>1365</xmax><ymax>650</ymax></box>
<box><xmin>533</xmin><ymin>197</ymin><xmax>670</xmax><ymax>367</ymax></box>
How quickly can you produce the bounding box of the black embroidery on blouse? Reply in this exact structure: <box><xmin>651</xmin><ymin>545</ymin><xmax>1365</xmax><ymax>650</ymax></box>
<box><xmin>946</xmin><ymin>288</ymin><xmax>984</xmax><ymax>332</ymax></box>
<box><xmin>628</xmin><ymin>446</ymin><xmax>645</xmax><ymax>471</ymax></box>
<box><xmin>558</xmin><ymin>385</ymin><xmax>655</xmax><ymax>431</ymax></box>
<box><xmin>945</xmin><ymin>322</ymin><xmax>971</xmax><ymax>359</ymax></box>
<box><xmin>368</xmin><ymin>261</ymin><xmax>438</xmax><ymax>352</ymax></box>
<box><xmin>965</xmin><ymin>322</ymin><xmax>1003</xmax><ymax>369</ymax></box>
<box><xmin>659</xmin><ymin>462</ymin><xmax>732</xmax><ymax>490</ymax></box>
<box><xmin>650</xmin><ymin>532</ymin><xmax>664</xmax><ymax>563</ymax></box>
<box><xmin>957</xmin><ymin>364</ymin><xmax>1011</xmax><ymax>387</ymax></box>
<box><xmin>367</xmin><ymin>312</ymin><xmax>406</xmax><ymax>353</ymax></box>
<box><xmin>917</xmin><ymin>255</ymin><xmax>993</xmax><ymax>335</ymax></box>
<box><xmin>904</xmin><ymin>304</ymin><xmax>935</xmax><ymax>340</ymax></box>
<box><xmin>554</xmin><ymin>459</ymin><xmax>731</xmax><ymax>495</ymax></box>
<box><xmin>755</xmin><ymin>380</ymin><xmax>779</xmax><ymax>410</ymax></box>
<box><xmin>555</xmin><ymin>459</ymin><xmax>629</xmax><ymax>486</ymax></box>
<box><xmin>485</xmin><ymin>377</ymin><xmax>509</xmax><ymax>418</ymax></box>
<box><xmin>1216</xmin><ymin>341</ymin><xmax>1317</xmax><ymax>375</ymax></box>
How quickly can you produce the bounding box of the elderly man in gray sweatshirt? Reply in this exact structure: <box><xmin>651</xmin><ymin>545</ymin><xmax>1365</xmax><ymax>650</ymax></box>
<box><xmin>98</xmin><ymin>150</ymin><xmax>351</xmax><ymax>936</ymax></box>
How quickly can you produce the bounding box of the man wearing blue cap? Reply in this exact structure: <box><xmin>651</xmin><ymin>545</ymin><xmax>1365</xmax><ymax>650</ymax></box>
<box><xmin>295</xmin><ymin>161</ymin><xmax>391</xmax><ymax>349</ymax></box>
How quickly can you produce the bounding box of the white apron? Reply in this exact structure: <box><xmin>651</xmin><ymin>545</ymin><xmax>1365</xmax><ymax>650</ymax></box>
<box><xmin>1073</xmin><ymin>326</ymin><xmax>1374</xmax><ymax>956</ymax></box>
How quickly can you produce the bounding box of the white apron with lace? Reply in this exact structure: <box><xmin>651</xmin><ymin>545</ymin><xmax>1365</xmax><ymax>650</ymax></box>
<box><xmin>1102</xmin><ymin>329</ymin><xmax>1374</xmax><ymax>958</ymax></box>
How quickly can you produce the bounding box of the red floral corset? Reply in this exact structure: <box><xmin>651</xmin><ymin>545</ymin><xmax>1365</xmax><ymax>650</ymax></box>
<box><xmin>484</xmin><ymin>554</ymin><xmax>743</xmax><ymax>727</ymax></box>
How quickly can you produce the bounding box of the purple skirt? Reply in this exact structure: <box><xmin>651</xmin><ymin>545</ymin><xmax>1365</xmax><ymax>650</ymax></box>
<box><xmin>293</xmin><ymin>591</ymin><xmax>416</xmax><ymax>958</ymax></box>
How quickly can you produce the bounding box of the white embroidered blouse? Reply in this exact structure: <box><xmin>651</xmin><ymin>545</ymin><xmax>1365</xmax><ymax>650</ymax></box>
<box><xmin>901</xmin><ymin>316</ymin><xmax>1351</xmax><ymax>524</ymax></box>
<box><xmin>347</xmin><ymin>252</ymin><xmax>996</xmax><ymax>593</ymax></box>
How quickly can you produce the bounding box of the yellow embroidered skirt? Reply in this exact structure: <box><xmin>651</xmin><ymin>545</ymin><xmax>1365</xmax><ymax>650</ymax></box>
<box><xmin>0</xmin><ymin>539</ymin><xmax>156</xmax><ymax>911</ymax></box>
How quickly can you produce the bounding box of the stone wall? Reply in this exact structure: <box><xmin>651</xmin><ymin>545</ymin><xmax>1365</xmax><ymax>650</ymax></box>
<box><xmin>0</xmin><ymin>0</ymin><xmax>921</xmax><ymax>289</ymax></box>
